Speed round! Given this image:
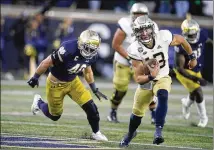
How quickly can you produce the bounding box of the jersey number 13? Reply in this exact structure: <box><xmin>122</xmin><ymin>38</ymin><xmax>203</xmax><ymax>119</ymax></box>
<box><xmin>145</xmin><ymin>52</ymin><xmax>166</xmax><ymax>68</ymax></box>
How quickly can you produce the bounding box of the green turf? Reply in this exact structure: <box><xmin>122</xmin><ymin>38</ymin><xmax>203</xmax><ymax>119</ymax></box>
<box><xmin>1</xmin><ymin>82</ymin><xmax>213</xmax><ymax>150</ymax></box>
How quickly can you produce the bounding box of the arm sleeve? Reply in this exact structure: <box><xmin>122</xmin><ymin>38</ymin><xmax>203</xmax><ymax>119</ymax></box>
<box><xmin>153</xmin><ymin>21</ymin><xmax>159</xmax><ymax>33</ymax></box>
<box><xmin>162</xmin><ymin>30</ymin><xmax>173</xmax><ymax>45</ymax></box>
<box><xmin>174</xmin><ymin>45</ymin><xmax>181</xmax><ymax>53</ymax></box>
<box><xmin>118</xmin><ymin>17</ymin><xmax>130</xmax><ymax>35</ymax></box>
<box><xmin>51</xmin><ymin>46</ymin><xmax>67</xmax><ymax>65</ymax></box>
<box><xmin>127</xmin><ymin>44</ymin><xmax>142</xmax><ymax>61</ymax></box>
<box><xmin>174</xmin><ymin>45</ymin><xmax>187</xmax><ymax>55</ymax></box>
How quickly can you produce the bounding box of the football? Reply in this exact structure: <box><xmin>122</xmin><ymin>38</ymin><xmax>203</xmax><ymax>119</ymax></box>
<box><xmin>136</xmin><ymin>58</ymin><xmax>158</xmax><ymax>75</ymax></box>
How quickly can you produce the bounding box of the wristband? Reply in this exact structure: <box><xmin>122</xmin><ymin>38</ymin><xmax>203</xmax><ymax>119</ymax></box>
<box><xmin>126</xmin><ymin>56</ymin><xmax>131</xmax><ymax>61</ymax></box>
<box><xmin>33</xmin><ymin>73</ymin><xmax>40</xmax><ymax>79</ymax></box>
<box><xmin>188</xmin><ymin>53</ymin><xmax>196</xmax><ymax>60</ymax></box>
<box><xmin>148</xmin><ymin>74</ymin><xmax>155</xmax><ymax>81</ymax></box>
<box><xmin>89</xmin><ymin>82</ymin><xmax>97</xmax><ymax>92</ymax></box>
<box><xmin>126</xmin><ymin>56</ymin><xmax>132</xmax><ymax>65</ymax></box>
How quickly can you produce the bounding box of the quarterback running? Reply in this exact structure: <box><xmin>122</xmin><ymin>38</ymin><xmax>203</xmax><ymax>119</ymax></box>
<box><xmin>108</xmin><ymin>2</ymin><xmax>159</xmax><ymax>124</ymax></box>
<box><xmin>119</xmin><ymin>16</ymin><xmax>197</xmax><ymax>147</ymax></box>
<box><xmin>27</xmin><ymin>30</ymin><xmax>108</xmax><ymax>141</ymax></box>
<box><xmin>174</xmin><ymin>19</ymin><xmax>212</xmax><ymax>127</ymax></box>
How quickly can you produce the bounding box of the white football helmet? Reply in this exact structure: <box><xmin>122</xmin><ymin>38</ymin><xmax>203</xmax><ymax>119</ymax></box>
<box><xmin>132</xmin><ymin>16</ymin><xmax>155</xmax><ymax>44</ymax></box>
<box><xmin>181</xmin><ymin>19</ymin><xmax>200</xmax><ymax>44</ymax></box>
<box><xmin>78</xmin><ymin>30</ymin><xmax>101</xmax><ymax>59</ymax></box>
<box><xmin>130</xmin><ymin>3</ymin><xmax>149</xmax><ymax>22</ymax></box>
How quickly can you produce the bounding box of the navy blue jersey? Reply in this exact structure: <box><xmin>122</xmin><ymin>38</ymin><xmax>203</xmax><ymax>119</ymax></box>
<box><xmin>174</xmin><ymin>30</ymin><xmax>208</xmax><ymax>72</ymax></box>
<box><xmin>50</xmin><ymin>39</ymin><xmax>98</xmax><ymax>81</ymax></box>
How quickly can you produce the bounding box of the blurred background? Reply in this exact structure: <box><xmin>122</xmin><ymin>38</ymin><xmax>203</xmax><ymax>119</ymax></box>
<box><xmin>0</xmin><ymin>0</ymin><xmax>213</xmax><ymax>82</ymax></box>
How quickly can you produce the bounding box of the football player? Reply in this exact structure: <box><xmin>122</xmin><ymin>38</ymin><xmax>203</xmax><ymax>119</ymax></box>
<box><xmin>173</xmin><ymin>19</ymin><xmax>212</xmax><ymax>127</ymax></box>
<box><xmin>119</xmin><ymin>16</ymin><xmax>197</xmax><ymax>147</ymax></box>
<box><xmin>27</xmin><ymin>30</ymin><xmax>108</xmax><ymax>141</ymax></box>
<box><xmin>108</xmin><ymin>2</ymin><xmax>159</xmax><ymax>124</ymax></box>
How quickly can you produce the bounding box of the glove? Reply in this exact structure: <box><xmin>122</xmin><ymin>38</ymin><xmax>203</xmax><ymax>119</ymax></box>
<box><xmin>27</xmin><ymin>74</ymin><xmax>40</xmax><ymax>88</ymax></box>
<box><xmin>193</xmin><ymin>77</ymin><xmax>207</xmax><ymax>86</ymax></box>
<box><xmin>93</xmin><ymin>88</ymin><xmax>108</xmax><ymax>101</ymax></box>
<box><xmin>89</xmin><ymin>83</ymin><xmax>108</xmax><ymax>101</ymax></box>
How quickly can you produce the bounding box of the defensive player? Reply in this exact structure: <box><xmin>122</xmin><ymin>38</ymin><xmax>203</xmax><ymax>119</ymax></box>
<box><xmin>27</xmin><ymin>30</ymin><xmax>108</xmax><ymax>141</ymax></box>
<box><xmin>119</xmin><ymin>16</ymin><xmax>197</xmax><ymax>147</ymax></box>
<box><xmin>108</xmin><ymin>2</ymin><xmax>159</xmax><ymax>124</ymax></box>
<box><xmin>173</xmin><ymin>19</ymin><xmax>212</xmax><ymax>127</ymax></box>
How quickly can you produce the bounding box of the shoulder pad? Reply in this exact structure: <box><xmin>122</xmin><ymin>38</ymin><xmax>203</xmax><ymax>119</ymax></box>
<box><xmin>118</xmin><ymin>17</ymin><xmax>132</xmax><ymax>34</ymax></box>
<box><xmin>127</xmin><ymin>42</ymin><xmax>142</xmax><ymax>60</ymax></box>
<box><xmin>158</xmin><ymin>30</ymin><xmax>173</xmax><ymax>44</ymax></box>
<box><xmin>61</xmin><ymin>39</ymin><xmax>78</xmax><ymax>55</ymax></box>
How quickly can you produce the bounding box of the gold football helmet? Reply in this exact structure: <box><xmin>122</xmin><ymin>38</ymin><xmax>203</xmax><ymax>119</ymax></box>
<box><xmin>181</xmin><ymin>19</ymin><xmax>200</xmax><ymax>44</ymax></box>
<box><xmin>78</xmin><ymin>30</ymin><xmax>101</xmax><ymax>59</ymax></box>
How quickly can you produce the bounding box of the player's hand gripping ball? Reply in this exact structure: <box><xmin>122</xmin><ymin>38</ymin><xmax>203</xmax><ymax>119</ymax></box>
<box><xmin>136</xmin><ymin>58</ymin><xmax>159</xmax><ymax>75</ymax></box>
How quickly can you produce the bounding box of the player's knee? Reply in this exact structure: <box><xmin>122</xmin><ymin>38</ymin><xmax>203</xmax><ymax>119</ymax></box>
<box><xmin>50</xmin><ymin>115</ymin><xmax>61</xmax><ymax>121</ymax></box>
<box><xmin>193</xmin><ymin>87</ymin><xmax>204</xmax><ymax>103</ymax></box>
<box><xmin>111</xmin><ymin>90</ymin><xmax>126</xmax><ymax>104</ymax></box>
<box><xmin>113</xmin><ymin>78</ymin><xmax>129</xmax><ymax>92</ymax></box>
<box><xmin>157</xmin><ymin>89</ymin><xmax>168</xmax><ymax>102</ymax></box>
<box><xmin>82</xmin><ymin>100</ymin><xmax>100</xmax><ymax>122</ymax></box>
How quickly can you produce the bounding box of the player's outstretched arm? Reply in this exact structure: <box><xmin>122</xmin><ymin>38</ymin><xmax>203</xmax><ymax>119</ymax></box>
<box><xmin>170</xmin><ymin>34</ymin><xmax>197</xmax><ymax>69</ymax></box>
<box><xmin>112</xmin><ymin>29</ymin><xmax>131</xmax><ymax>63</ymax></box>
<box><xmin>27</xmin><ymin>55</ymin><xmax>53</xmax><ymax>88</ymax></box>
<box><xmin>83</xmin><ymin>66</ymin><xmax>108</xmax><ymax>101</ymax></box>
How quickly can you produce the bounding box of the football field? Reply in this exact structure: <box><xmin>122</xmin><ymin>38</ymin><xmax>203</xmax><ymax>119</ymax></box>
<box><xmin>1</xmin><ymin>80</ymin><xmax>213</xmax><ymax>150</ymax></box>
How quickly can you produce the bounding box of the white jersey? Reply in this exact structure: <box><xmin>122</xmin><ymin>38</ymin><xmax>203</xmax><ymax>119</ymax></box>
<box><xmin>127</xmin><ymin>30</ymin><xmax>173</xmax><ymax>80</ymax></box>
<box><xmin>114</xmin><ymin>16</ymin><xmax>159</xmax><ymax>66</ymax></box>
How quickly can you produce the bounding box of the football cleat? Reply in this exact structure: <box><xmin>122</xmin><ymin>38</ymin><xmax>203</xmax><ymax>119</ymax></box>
<box><xmin>31</xmin><ymin>94</ymin><xmax>41</xmax><ymax>115</ymax></box>
<box><xmin>91</xmin><ymin>131</ymin><xmax>108</xmax><ymax>141</ymax></box>
<box><xmin>153</xmin><ymin>126</ymin><xmax>164</xmax><ymax>145</ymax></box>
<box><xmin>119</xmin><ymin>131</ymin><xmax>137</xmax><ymax>148</ymax></box>
<box><xmin>107</xmin><ymin>109</ymin><xmax>119</xmax><ymax>123</ymax></box>
<box><xmin>181</xmin><ymin>98</ymin><xmax>190</xmax><ymax>119</ymax></box>
<box><xmin>153</xmin><ymin>136</ymin><xmax>164</xmax><ymax>145</ymax></box>
<box><xmin>198</xmin><ymin>117</ymin><xmax>208</xmax><ymax>128</ymax></box>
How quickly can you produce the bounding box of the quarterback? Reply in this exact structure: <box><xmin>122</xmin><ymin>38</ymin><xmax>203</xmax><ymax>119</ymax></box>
<box><xmin>174</xmin><ymin>19</ymin><xmax>212</xmax><ymax>127</ymax></box>
<box><xmin>119</xmin><ymin>16</ymin><xmax>197</xmax><ymax>147</ymax></box>
<box><xmin>27</xmin><ymin>30</ymin><xmax>108</xmax><ymax>141</ymax></box>
<box><xmin>108</xmin><ymin>2</ymin><xmax>159</xmax><ymax>124</ymax></box>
